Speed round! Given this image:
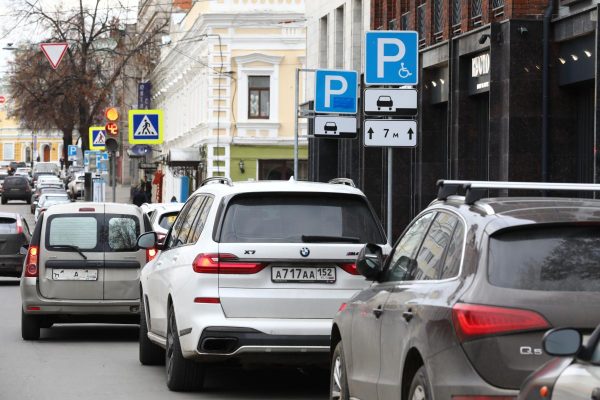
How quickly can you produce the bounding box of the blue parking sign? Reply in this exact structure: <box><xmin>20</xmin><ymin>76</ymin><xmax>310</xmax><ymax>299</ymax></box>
<box><xmin>314</xmin><ymin>69</ymin><xmax>358</xmax><ymax>114</ymax></box>
<box><xmin>365</xmin><ymin>31</ymin><xmax>419</xmax><ymax>86</ymax></box>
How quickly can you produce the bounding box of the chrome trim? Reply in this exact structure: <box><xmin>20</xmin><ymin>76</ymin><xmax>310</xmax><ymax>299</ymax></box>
<box><xmin>147</xmin><ymin>331</ymin><xmax>167</xmax><ymax>347</ymax></box>
<box><xmin>195</xmin><ymin>345</ymin><xmax>330</xmax><ymax>357</ymax></box>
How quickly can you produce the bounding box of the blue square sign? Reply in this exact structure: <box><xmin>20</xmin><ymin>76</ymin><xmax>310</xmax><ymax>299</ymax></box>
<box><xmin>314</xmin><ymin>69</ymin><xmax>358</xmax><ymax>114</ymax></box>
<box><xmin>129</xmin><ymin>110</ymin><xmax>163</xmax><ymax>145</ymax></box>
<box><xmin>365</xmin><ymin>31</ymin><xmax>419</xmax><ymax>86</ymax></box>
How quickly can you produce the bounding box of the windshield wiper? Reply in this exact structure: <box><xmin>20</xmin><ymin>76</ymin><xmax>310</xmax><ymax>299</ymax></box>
<box><xmin>301</xmin><ymin>235</ymin><xmax>361</xmax><ymax>244</ymax></box>
<box><xmin>50</xmin><ymin>245</ymin><xmax>88</xmax><ymax>260</ymax></box>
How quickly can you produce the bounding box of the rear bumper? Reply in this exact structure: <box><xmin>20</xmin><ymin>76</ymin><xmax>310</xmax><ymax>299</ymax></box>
<box><xmin>20</xmin><ymin>277</ymin><xmax>140</xmax><ymax>317</ymax></box>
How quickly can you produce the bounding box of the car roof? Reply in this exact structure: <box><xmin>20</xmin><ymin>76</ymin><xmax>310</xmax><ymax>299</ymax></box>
<box><xmin>193</xmin><ymin>179</ymin><xmax>367</xmax><ymax>198</ymax></box>
<box><xmin>152</xmin><ymin>203</ymin><xmax>184</xmax><ymax>213</ymax></box>
<box><xmin>43</xmin><ymin>202</ymin><xmax>142</xmax><ymax>217</ymax></box>
<box><xmin>0</xmin><ymin>212</ymin><xmax>19</xmax><ymax>219</ymax></box>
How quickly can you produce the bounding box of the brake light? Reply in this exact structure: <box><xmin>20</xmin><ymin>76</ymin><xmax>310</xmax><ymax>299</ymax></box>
<box><xmin>24</xmin><ymin>245</ymin><xmax>39</xmax><ymax>278</ymax></box>
<box><xmin>192</xmin><ymin>253</ymin><xmax>267</xmax><ymax>274</ymax></box>
<box><xmin>79</xmin><ymin>208</ymin><xmax>95</xmax><ymax>212</ymax></box>
<box><xmin>146</xmin><ymin>248</ymin><xmax>157</xmax><ymax>262</ymax></box>
<box><xmin>16</xmin><ymin>219</ymin><xmax>23</xmax><ymax>234</ymax></box>
<box><xmin>339</xmin><ymin>263</ymin><xmax>359</xmax><ymax>275</ymax></box>
<box><xmin>452</xmin><ymin>303</ymin><xmax>550</xmax><ymax>342</ymax></box>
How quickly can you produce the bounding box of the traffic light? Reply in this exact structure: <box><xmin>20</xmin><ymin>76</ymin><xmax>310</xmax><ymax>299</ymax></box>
<box><xmin>104</xmin><ymin>107</ymin><xmax>119</xmax><ymax>152</ymax></box>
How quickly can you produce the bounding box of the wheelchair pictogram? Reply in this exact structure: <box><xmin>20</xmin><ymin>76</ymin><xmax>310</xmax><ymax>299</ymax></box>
<box><xmin>398</xmin><ymin>63</ymin><xmax>413</xmax><ymax>79</ymax></box>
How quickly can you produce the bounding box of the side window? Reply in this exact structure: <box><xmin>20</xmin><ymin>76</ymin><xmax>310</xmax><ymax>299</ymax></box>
<box><xmin>440</xmin><ymin>221</ymin><xmax>464</xmax><ymax>280</ymax></box>
<box><xmin>174</xmin><ymin>196</ymin><xmax>205</xmax><ymax>247</ymax></box>
<box><xmin>382</xmin><ymin>212</ymin><xmax>435</xmax><ymax>282</ymax></box>
<box><xmin>412</xmin><ymin>212</ymin><xmax>459</xmax><ymax>281</ymax></box>
<box><xmin>107</xmin><ymin>216</ymin><xmax>140</xmax><ymax>251</ymax></box>
<box><xmin>166</xmin><ymin>200</ymin><xmax>195</xmax><ymax>249</ymax></box>
<box><xmin>188</xmin><ymin>197</ymin><xmax>214</xmax><ymax>244</ymax></box>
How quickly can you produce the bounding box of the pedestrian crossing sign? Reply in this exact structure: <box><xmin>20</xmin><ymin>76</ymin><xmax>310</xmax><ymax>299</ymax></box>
<box><xmin>129</xmin><ymin>109</ymin><xmax>163</xmax><ymax>145</ymax></box>
<box><xmin>89</xmin><ymin>126</ymin><xmax>106</xmax><ymax>150</ymax></box>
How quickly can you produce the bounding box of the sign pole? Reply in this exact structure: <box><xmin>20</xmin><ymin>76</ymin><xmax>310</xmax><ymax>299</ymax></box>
<box><xmin>387</xmin><ymin>148</ymin><xmax>393</xmax><ymax>245</ymax></box>
<box><xmin>112</xmin><ymin>152</ymin><xmax>117</xmax><ymax>203</ymax></box>
<box><xmin>294</xmin><ymin>68</ymin><xmax>299</xmax><ymax>180</ymax></box>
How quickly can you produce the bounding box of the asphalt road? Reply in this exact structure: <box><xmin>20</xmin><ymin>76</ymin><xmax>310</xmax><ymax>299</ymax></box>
<box><xmin>0</xmin><ymin>201</ymin><xmax>329</xmax><ymax>400</ymax></box>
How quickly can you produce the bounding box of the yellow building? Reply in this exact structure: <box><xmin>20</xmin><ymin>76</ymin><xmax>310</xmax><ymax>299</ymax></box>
<box><xmin>0</xmin><ymin>106</ymin><xmax>64</xmax><ymax>164</ymax></box>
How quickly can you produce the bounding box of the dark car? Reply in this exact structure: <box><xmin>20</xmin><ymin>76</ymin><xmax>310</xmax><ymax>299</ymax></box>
<box><xmin>0</xmin><ymin>172</ymin><xmax>8</xmax><ymax>191</ymax></box>
<box><xmin>0</xmin><ymin>212</ymin><xmax>31</xmax><ymax>277</ymax></box>
<box><xmin>31</xmin><ymin>186</ymin><xmax>67</xmax><ymax>214</ymax></box>
<box><xmin>330</xmin><ymin>180</ymin><xmax>600</xmax><ymax>400</ymax></box>
<box><xmin>1</xmin><ymin>176</ymin><xmax>32</xmax><ymax>204</ymax></box>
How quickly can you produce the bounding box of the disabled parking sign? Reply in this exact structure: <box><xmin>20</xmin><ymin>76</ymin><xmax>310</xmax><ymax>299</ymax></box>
<box><xmin>365</xmin><ymin>31</ymin><xmax>419</xmax><ymax>86</ymax></box>
<box><xmin>129</xmin><ymin>109</ymin><xmax>163</xmax><ymax>145</ymax></box>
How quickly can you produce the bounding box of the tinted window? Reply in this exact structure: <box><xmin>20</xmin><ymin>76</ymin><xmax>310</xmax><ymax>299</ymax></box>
<box><xmin>108</xmin><ymin>216</ymin><xmax>139</xmax><ymax>251</ymax></box>
<box><xmin>188</xmin><ymin>197</ymin><xmax>214</xmax><ymax>244</ymax></box>
<box><xmin>489</xmin><ymin>226</ymin><xmax>600</xmax><ymax>292</ymax></box>
<box><xmin>158</xmin><ymin>212</ymin><xmax>179</xmax><ymax>230</ymax></box>
<box><xmin>166</xmin><ymin>197</ymin><xmax>200</xmax><ymax>249</ymax></box>
<box><xmin>0</xmin><ymin>217</ymin><xmax>17</xmax><ymax>234</ymax></box>
<box><xmin>412</xmin><ymin>213</ymin><xmax>459</xmax><ymax>281</ymax></box>
<box><xmin>176</xmin><ymin>197</ymin><xmax>205</xmax><ymax>246</ymax></box>
<box><xmin>440</xmin><ymin>222</ymin><xmax>464</xmax><ymax>280</ymax></box>
<box><xmin>382</xmin><ymin>212</ymin><xmax>435</xmax><ymax>282</ymax></box>
<box><xmin>49</xmin><ymin>217</ymin><xmax>98</xmax><ymax>249</ymax></box>
<box><xmin>220</xmin><ymin>194</ymin><xmax>384</xmax><ymax>243</ymax></box>
<box><xmin>4</xmin><ymin>177</ymin><xmax>28</xmax><ymax>187</ymax></box>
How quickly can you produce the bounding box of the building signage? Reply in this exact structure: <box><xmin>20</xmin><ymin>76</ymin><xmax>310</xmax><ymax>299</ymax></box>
<box><xmin>468</xmin><ymin>52</ymin><xmax>490</xmax><ymax>95</ymax></box>
<box><xmin>138</xmin><ymin>82</ymin><xmax>152</xmax><ymax>109</ymax></box>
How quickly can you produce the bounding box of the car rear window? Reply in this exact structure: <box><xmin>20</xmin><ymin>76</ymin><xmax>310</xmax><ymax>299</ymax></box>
<box><xmin>0</xmin><ymin>217</ymin><xmax>17</xmax><ymax>233</ymax></box>
<box><xmin>48</xmin><ymin>216</ymin><xmax>98</xmax><ymax>249</ymax></box>
<box><xmin>220</xmin><ymin>193</ymin><xmax>385</xmax><ymax>243</ymax></box>
<box><xmin>108</xmin><ymin>216</ymin><xmax>139</xmax><ymax>251</ymax></box>
<box><xmin>4</xmin><ymin>177</ymin><xmax>28</xmax><ymax>187</ymax></box>
<box><xmin>158</xmin><ymin>212</ymin><xmax>179</xmax><ymax>230</ymax></box>
<box><xmin>488</xmin><ymin>226</ymin><xmax>600</xmax><ymax>292</ymax></box>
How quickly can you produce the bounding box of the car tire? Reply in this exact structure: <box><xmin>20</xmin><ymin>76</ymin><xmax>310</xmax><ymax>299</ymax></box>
<box><xmin>26</xmin><ymin>198</ymin><xmax>31</xmax><ymax>205</ymax></box>
<box><xmin>1</xmin><ymin>197</ymin><xmax>6</xmax><ymax>205</ymax></box>
<box><xmin>330</xmin><ymin>341</ymin><xmax>350</xmax><ymax>400</ymax></box>
<box><xmin>139</xmin><ymin>295</ymin><xmax>165</xmax><ymax>366</ymax></box>
<box><xmin>408</xmin><ymin>366</ymin><xmax>432</xmax><ymax>400</ymax></box>
<box><xmin>21</xmin><ymin>309</ymin><xmax>40</xmax><ymax>340</ymax></box>
<box><xmin>165</xmin><ymin>304</ymin><xmax>204</xmax><ymax>392</ymax></box>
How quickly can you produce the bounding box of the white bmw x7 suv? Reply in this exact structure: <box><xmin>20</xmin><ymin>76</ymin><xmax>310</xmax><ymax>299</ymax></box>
<box><xmin>136</xmin><ymin>177</ymin><xmax>387</xmax><ymax>391</ymax></box>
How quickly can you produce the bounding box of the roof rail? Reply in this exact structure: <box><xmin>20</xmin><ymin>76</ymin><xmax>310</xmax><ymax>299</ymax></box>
<box><xmin>438</xmin><ymin>180</ymin><xmax>600</xmax><ymax>205</ymax></box>
<box><xmin>200</xmin><ymin>176</ymin><xmax>233</xmax><ymax>187</ymax></box>
<box><xmin>328</xmin><ymin>178</ymin><xmax>356</xmax><ymax>188</ymax></box>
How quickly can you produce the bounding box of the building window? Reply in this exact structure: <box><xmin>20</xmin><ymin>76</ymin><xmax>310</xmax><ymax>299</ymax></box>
<box><xmin>452</xmin><ymin>0</ymin><xmax>462</xmax><ymax>28</ymax></box>
<box><xmin>248</xmin><ymin>76</ymin><xmax>270</xmax><ymax>119</ymax></box>
<box><xmin>471</xmin><ymin>0</ymin><xmax>483</xmax><ymax>19</ymax></box>
<box><xmin>259</xmin><ymin>159</ymin><xmax>307</xmax><ymax>181</ymax></box>
<box><xmin>401</xmin><ymin>12</ymin><xmax>410</xmax><ymax>30</ymax></box>
<box><xmin>3</xmin><ymin>143</ymin><xmax>14</xmax><ymax>161</ymax></box>
<box><xmin>319</xmin><ymin>15</ymin><xmax>329</xmax><ymax>68</ymax></box>
<box><xmin>492</xmin><ymin>0</ymin><xmax>504</xmax><ymax>12</ymax></box>
<box><xmin>433</xmin><ymin>0</ymin><xmax>443</xmax><ymax>34</ymax></box>
<box><xmin>417</xmin><ymin>4</ymin><xmax>426</xmax><ymax>43</ymax></box>
<box><xmin>335</xmin><ymin>5</ymin><xmax>345</xmax><ymax>69</ymax></box>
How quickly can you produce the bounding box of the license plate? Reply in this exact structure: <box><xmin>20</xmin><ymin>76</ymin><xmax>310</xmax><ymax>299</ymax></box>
<box><xmin>271</xmin><ymin>266</ymin><xmax>336</xmax><ymax>283</ymax></box>
<box><xmin>52</xmin><ymin>269</ymin><xmax>98</xmax><ymax>281</ymax></box>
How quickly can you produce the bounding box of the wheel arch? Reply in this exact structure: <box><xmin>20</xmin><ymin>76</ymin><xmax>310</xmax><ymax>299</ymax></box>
<box><xmin>401</xmin><ymin>347</ymin><xmax>425</xmax><ymax>400</ymax></box>
<box><xmin>330</xmin><ymin>323</ymin><xmax>342</xmax><ymax>359</ymax></box>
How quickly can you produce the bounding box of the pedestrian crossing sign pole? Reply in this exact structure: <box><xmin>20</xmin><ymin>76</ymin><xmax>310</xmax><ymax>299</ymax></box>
<box><xmin>128</xmin><ymin>109</ymin><xmax>163</xmax><ymax>145</ymax></box>
<box><xmin>89</xmin><ymin>126</ymin><xmax>106</xmax><ymax>151</ymax></box>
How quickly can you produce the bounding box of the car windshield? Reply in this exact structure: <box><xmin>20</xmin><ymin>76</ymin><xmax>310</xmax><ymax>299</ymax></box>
<box><xmin>158</xmin><ymin>211</ymin><xmax>179</xmax><ymax>230</ymax></box>
<box><xmin>488</xmin><ymin>226</ymin><xmax>600</xmax><ymax>292</ymax></box>
<box><xmin>220</xmin><ymin>193</ymin><xmax>385</xmax><ymax>243</ymax></box>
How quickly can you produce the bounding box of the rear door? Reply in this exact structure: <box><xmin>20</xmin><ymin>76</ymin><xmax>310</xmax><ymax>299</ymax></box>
<box><xmin>461</xmin><ymin>224</ymin><xmax>600</xmax><ymax>389</ymax></box>
<box><xmin>38</xmin><ymin>207</ymin><xmax>105</xmax><ymax>300</ymax></box>
<box><xmin>103</xmin><ymin>205</ymin><xmax>144</xmax><ymax>300</ymax></box>
<box><xmin>217</xmin><ymin>193</ymin><xmax>386</xmax><ymax>320</ymax></box>
<box><xmin>0</xmin><ymin>216</ymin><xmax>25</xmax><ymax>256</ymax></box>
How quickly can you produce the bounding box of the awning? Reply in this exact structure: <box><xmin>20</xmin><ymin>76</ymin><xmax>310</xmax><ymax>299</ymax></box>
<box><xmin>167</xmin><ymin>148</ymin><xmax>202</xmax><ymax>167</ymax></box>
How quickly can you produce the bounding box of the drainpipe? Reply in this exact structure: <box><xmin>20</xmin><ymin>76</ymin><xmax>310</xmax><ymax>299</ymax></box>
<box><xmin>542</xmin><ymin>0</ymin><xmax>554</xmax><ymax>183</ymax></box>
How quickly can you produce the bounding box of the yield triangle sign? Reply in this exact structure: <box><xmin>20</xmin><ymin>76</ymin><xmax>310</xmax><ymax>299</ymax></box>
<box><xmin>40</xmin><ymin>43</ymin><xmax>68</xmax><ymax>69</ymax></box>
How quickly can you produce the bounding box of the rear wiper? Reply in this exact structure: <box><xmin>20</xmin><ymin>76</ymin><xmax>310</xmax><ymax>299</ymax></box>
<box><xmin>301</xmin><ymin>235</ymin><xmax>361</xmax><ymax>244</ymax></box>
<box><xmin>50</xmin><ymin>245</ymin><xmax>88</xmax><ymax>260</ymax></box>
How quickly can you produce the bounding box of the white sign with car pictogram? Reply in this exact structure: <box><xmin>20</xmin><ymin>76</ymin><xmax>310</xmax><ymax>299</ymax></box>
<box><xmin>364</xmin><ymin>119</ymin><xmax>417</xmax><ymax>147</ymax></box>
<box><xmin>364</xmin><ymin>88</ymin><xmax>417</xmax><ymax>115</ymax></box>
<box><xmin>314</xmin><ymin>116</ymin><xmax>357</xmax><ymax>139</ymax></box>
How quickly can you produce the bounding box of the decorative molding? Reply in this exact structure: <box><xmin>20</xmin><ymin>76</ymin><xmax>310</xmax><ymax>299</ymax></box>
<box><xmin>234</xmin><ymin>53</ymin><xmax>283</xmax><ymax>66</ymax></box>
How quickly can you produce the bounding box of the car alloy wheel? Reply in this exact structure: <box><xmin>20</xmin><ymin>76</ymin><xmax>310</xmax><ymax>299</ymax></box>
<box><xmin>331</xmin><ymin>355</ymin><xmax>343</xmax><ymax>399</ymax></box>
<box><xmin>412</xmin><ymin>385</ymin><xmax>426</xmax><ymax>400</ymax></box>
<box><xmin>330</xmin><ymin>341</ymin><xmax>350</xmax><ymax>400</ymax></box>
<box><xmin>166</xmin><ymin>310</ymin><xmax>176</xmax><ymax>378</ymax></box>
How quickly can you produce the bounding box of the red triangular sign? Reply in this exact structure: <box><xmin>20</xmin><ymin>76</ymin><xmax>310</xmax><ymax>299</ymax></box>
<box><xmin>40</xmin><ymin>43</ymin><xmax>68</xmax><ymax>69</ymax></box>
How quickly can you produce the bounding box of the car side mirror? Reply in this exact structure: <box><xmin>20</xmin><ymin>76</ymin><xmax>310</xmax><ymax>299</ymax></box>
<box><xmin>19</xmin><ymin>244</ymin><xmax>29</xmax><ymax>255</ymax></box>
<box><xmin>356</xmin><ymin>243</ymin><xmax>383</xmax><ymax>281</ymax></box>
<box><xmin>137</xmin><ymin>232</ymin><xmax>158</xmax><ymax>250</ymax></box>
<box><xmin>543</xmin><ymin>328</ymin><xmax>582</xmax><ymax>357</ymax></box>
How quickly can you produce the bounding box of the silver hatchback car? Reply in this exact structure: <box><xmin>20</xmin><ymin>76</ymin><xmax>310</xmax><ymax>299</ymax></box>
<box><xmin>20</xmin><ymin>202</ymin><xmax>154</xmax><ymax>340</ymax></box>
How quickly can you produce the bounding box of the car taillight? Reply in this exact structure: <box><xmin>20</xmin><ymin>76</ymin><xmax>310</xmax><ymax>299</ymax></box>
<box><xmin>452</xmin><ymin>303</ymin><xmax>550</xmax><ymax>342</ymax></box>
<box><xmin>339</xmin><ymin>263</ymin><xmax>359</xmax><ymax>275</ymax></box>
<box><xmin>16</xmin><ymin>219</ymin><xmax>23</xmax><ymax>234</ymax></box>
<box><xmin>338</xmin><ymin>303</ymin><xmax>347</xmax><ymax>312</ymax></box>
<box><xmin>146</xmin><ymin>248</ymin><xmax>157</xmax><ymax>262</ymax></box>
<box><xmin>192</xmin><ymin>253</ymin><xmax>266</xmax><ymax>274</ymax></box>
<box><xmin>24</xmin><ymin>245</ymin><xmax>39</xmax><ymax>278</ymax></box>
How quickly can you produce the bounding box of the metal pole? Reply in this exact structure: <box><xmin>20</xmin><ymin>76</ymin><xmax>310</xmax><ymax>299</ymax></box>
<box><xmin>387</xmin><ymin>148</ymin><xmax>393</xmax><ymax>245</ymax></box>
<box><xmin>112</xmin><ymin>152</ymin><xmax>116</xmax><ymax>202</ymax></box>
<box><xmin>294</xmin><ymin>68</ymin><xmax>299</xmax><ymax>180</ymax></box>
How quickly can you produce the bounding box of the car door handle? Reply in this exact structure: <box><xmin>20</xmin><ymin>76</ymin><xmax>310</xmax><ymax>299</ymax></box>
<box><xmin>402</xmin><ymin>310</ymin><xmax>414</xmax><ymax>322</ymax></box>
<box><xmin>592</xmin><ymin>387</ymin><xmax>600</xmax><ymax>400</ymax></box>
<box><xmin>372</xmin><ymin>305</ymin><xmax>384</xmax><ymax>319</ymax></box>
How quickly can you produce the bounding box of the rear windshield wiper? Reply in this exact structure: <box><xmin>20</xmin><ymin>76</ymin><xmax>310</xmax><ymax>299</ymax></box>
<box><xmin>50</xmin><ymin>245</ymin><xmax>88</xmax><ymax>260</ymax></box>
<box><xmin>301</xmin><ymin>235</ymin><xmax>361</xmax><ymax>244</ymax></box>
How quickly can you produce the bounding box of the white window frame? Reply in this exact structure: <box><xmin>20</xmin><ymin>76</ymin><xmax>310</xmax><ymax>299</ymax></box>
<box><xmin>3</xmin><ymin>143</ymin><xmax>15</xmax><ymax>161</ymax></box>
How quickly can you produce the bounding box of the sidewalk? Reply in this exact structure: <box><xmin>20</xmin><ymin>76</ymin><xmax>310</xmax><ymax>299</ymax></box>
<box><xmin>106</xmin><ymin>183</ymin><xmax>132</xmax><ymax>204</ymax></box>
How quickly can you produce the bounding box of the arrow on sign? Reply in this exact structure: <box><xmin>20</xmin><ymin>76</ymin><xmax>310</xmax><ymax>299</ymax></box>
<box><xmin>368</xmin><ymin>127</ymin><xmax>374</xmax><ymax>140</ymax></box>
<box><xmin>40</xmin><ymin>43</ymin><xmax>68</xmax><ymax>69</ymax></box>
<box><xmin>407</xmin><ymin>128</ymin><xmax>414</xmax><ymax>140</ymax></box>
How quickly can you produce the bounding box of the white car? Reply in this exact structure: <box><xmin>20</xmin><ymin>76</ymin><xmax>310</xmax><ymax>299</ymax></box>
<box><xmin>34</xmin><ymin>192</ymin><xmax>71</xmax><ymax>222</ymax></box>
<box><xmin>36</xmin><ymin>175</ymin><xmax>63</xmax><ymax>190</ymax></box>
<box><xmin>136</xmin><ymin>177</ymin><xmax>388</xmax><ymax>391</ymax></box>
<box><xmin>148</xmin><ymin>203</ymin><xmax>184</xmax><ymax>241</ymax></box>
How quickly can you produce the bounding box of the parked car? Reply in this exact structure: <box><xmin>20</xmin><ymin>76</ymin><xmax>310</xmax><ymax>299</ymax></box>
<box><xmin>519</xmin><ymin>325</ymin><xmax>600</xmax><ymax>400</ymax></box>
<box><xmin>140</xmin><ymin>202</ymin><xmax>163</xmax><ymax>221</ymax></box>
<box><xmin>0</xmin><ymin>172</ymin><xmax>8</xmax><ymax>192</ymax></box>
<box><xmin>31</xmin><ymin>185</ymin><xmax>66</xmax><ymax>214</ymax></box>
<box><xmin>0</xmin><ymin>212</ymin><xmax>31</xmax><ymax>277</ymax></box>
<box><xmin>35</xmin><ymin>174</ymin><xmax>63</xmax><ymax>189</ymax></box>
<box><xmin>34</xmin><ymin>192</ymin><xmax>71</xmax><ymax>222</ymax></box>
<box><xmin>67</xmin><ymin>174</ymin><xmax>85</xmax><ymax>199</ymax></box>
<box><xmin>148</xmin><ymin>202</ymin><xmax>184</xmax><ymax>242</ymax></box>
<box><xmin>330</xmin><ymin>180</ymin><xmax>600</xmax><ymax>400</ymax></box>
<box><xmin>9</xmin><ymin>161</ymin><xmax>27</xmax><ymax>171</ymax></box>
<box><xmin>32</xmin><ymin>162</ymin><xmax>60</xmax><ymax>187</ymax></box>
<box><xmin>20</xmin><ymin>202</ymin><xmax>154</xmax><ymax>340</ymax></box>
<box><xmin>136</xmin><ymin>177</ymin><xmax>387</xmax><ymax>391</ymax></box>
<box><xmin>1</xmin><ymin>176</ymin><xmax>32</xmax><ymax>204</ymax></box>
